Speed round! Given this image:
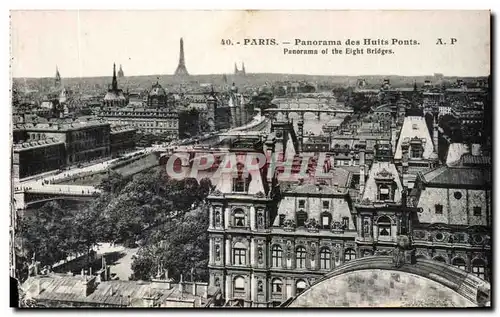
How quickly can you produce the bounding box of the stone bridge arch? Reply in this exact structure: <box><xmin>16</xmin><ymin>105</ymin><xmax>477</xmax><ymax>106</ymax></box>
<box><xmin>285</xmin><ymin>256</ymin><xmax>490</xmax><ymax>308</ymax></box>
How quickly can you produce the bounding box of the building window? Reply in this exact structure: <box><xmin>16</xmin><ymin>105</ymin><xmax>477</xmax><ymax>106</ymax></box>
<box><xmin>473</xmin><ymin>207</ymin><xmax>482</xmax><ymax>216</ymax></box>
<box><xmin>342</xmin><ymin>217</ymin><xmax>349</xmax><ymax>229</ymax></box>
<box><xmin>320</xmin><ymin>248</ymin><xmax>331</xmax><ymax>270</ymax></box>
<box><xmin>377</xmin><ymin>216</ymin><xmax>392</xmax><ymax>239</ymax></box>
<box><xmin>297</xmin><ymin>211</ymin><xmax>308</xmax><ymax>227</ymax></box>
<box><xmin>278</xmin><ymin>214</ymin><xmax>286</xmax><ymax>226</ymax></box>
<box><xmin>233</xmin><ymin>276</ymin><xmax>245</xmax><ymax>292</ymax></box>
<box><xmin>410</xmin><ymin>145</ymin><xmax>423</xmax><ymax>159</ymax></box>
<box><xmin>233</xmin><ymin>175</ymin><xmax>250</xmax><ymax>193</ymax></box>
<box><xmin>452</xmin><ymin>258</ymin><xmax>467</xmax><ymax>272</ymax></box>
<box><xmin>378</xmin><ymin>184</ymin><xmax>391</xmax><ymax>201</ymax></box>
<box><xmin>233</xmin><ymin>244</ymin><xmax>247</xmax><ymax>265</ymax></box>
<box><xmin>322</xmin><ymin>201</ymin><xmax>330</xmax><ymax>210</ymax></box>
<box><xmin>296</xmin><ymin>280</ymin><xmax>307</xmax><ymax>295</ymax></box>
<box><xmin>298</xmin><ymin>200</ymin><xmax>305</xmax><ymax>209</ymax></box>
<box><xmin>215</xmin><ymin>210</ymin><xmax>221</xmax><ymax>226</ymax></box>
<box><xmin>296</xmin><ymin>247</ymin><xmax>307</xmax><ymax>269</ymax></box>
<box><xmin>435</xmin><ymin>204</ymin><xmax>443</xmax><ymax>214</ymax></box>
<box><xmin>472</xmin><ymin>259</ymin><xmax>486</xmax><ymax>280</ymax></box>
<box><xmin>344</xmin><ymin>248</ymin><xmax>356</xmax><ymax>262</ymax></box>
<box><xmin>233</xmin><ymin>209</ymin><xmax>246</xmax><ymax>227</ymax></box>
<box><xmin>272</xmin><ymin>245</ymin><xmax>283</xmax><ymax>267</ymax></box>
<box><xmin>272</xmin><ymin>278</ymin><xmax>283</xmax><ymax>294</ymax></box>
<box><xmin>321</xmin><ymin>212</ymin><xmax>332</xmax><ymax>229</ymax></box>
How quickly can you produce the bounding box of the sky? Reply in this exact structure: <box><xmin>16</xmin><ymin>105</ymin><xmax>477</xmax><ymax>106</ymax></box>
<box><xmin>10</xmin><ymin>10</ymin><xmax>491</xmax><ymax>78</ymax></box>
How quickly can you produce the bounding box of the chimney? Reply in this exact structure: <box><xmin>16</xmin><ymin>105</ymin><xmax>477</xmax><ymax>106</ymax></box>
<box><xmin>359</xmin><ymin>141</ymin><xmax>366</xmax><ymax>194</ymax></box>
<box><xmin>82</xmin><ymin>275</ymin><xmax>96</xmax><ymax>297</ymax></box>
<box><xmin>36</xmin><ymin>278</ymin><xmax>42</xmax><ymax>295</ymax></box>
<box><xmin>471</xmin><ymin>143</ymin><xmax>481</xmax><ymax>156</ymax></box>
<box><xmin>179</xmin><ymin>274</ymin><xmax>184</xmax><ymax>295</ymax></box>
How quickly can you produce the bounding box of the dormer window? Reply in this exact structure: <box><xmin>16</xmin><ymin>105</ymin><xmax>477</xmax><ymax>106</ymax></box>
<box><xmin>233</xmin><ymin>174</ymin><xmax>251</xmax><ymax>193</ymax></box>
<box><xmin>410</xmin><ymin>144</ymin><xmax>423</xmax><ymax>159</ymax></box>
<box><xmin>378</xmin><ymin>184</ymin><xmax>392</xmax><ymax>201</ymax></box>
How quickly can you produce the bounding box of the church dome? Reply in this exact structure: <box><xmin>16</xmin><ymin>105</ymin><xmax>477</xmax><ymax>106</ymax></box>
<box><xmin>149</xmin><ymin>82</ymin><xmax>167</xmax><ymax>96</ymax></box>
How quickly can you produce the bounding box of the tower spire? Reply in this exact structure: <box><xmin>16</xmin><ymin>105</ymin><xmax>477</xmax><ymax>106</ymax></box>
<box><xmin>55</xmin><ymin>66</ymin><xmax>61</xmax><ymax>86</ymax></box>
<box><xmin>174</xmin><ymin>38</ymin><xmax>189</xmax><ymax>76</ymax></box>
<box><xmin>242</xmin><ymin>62</ymin><xmax>246</xmax><ymax>75</ymax></box>
<box><xmin>112</xmin><ymin>63</ymin><xmax>118</xmax><ymax>90</ymax></box>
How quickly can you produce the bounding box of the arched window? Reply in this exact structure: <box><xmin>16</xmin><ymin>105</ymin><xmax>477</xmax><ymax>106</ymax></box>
<box><xmin>452</xmin><ymin>258</ymin><xmax>467</xmax><ymax>271</ymax></box>
<box><xmin>472</xmin><ymin>259</ymin><xmax>486</xmax><ymax>280</ymax></box>
<box><xmin>233</xmin><ymin>276</ymin><xmax>245</xmax><ymax>293</ymax></box>
<box><xmin>377</xmin><ymin>216</ymin><xmax>392</xmax><ymax>240</ymax></box>
<box><xmin>344</xmin><ymin>248</ymin><xmax>356</xmax><ymax>262</ymax></box>
<box><xmin>272</xmin><ymin>278</ymin><xmax>283</xmax><ymax>294</ymax></box>
<box><xmin>233</xmin><ymin>242</ymin><xmax>247</xmax><ymax>265</ymax></box>
<box><xmin>296</xmin><ymin>246</ymin><xmax>307</xmax><ymax>268</ymax></box>
<box><xmin>320</xmin><ymin>248</ymin><xmax>331</xmax><ymax>270</ymax></box>
<box><xmin>272</xmin><ymin>245</ymin><xmax>283</xmax><ymax>267</ymax></box>
<box><xmin>296</xmin><ymin>280</ymin><xmax>307</xmax><ymax>295</ymax></box>
<box><xmin>433</xmin><ymin>256</ymin><xmax>446</xmax><ymax>263</ymax></box>
<box><xmin>233</xmin><ymin>209</ymin><xmax>246</xmax><ymax>227</ymax></box>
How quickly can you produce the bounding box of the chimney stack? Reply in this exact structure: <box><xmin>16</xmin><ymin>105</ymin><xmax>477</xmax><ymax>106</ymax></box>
<box><xmin>471</xmin><ymin>143</ymin><xmax>481</xmax><ymax>156</ymax></box>
<box><xmin>359</xmin><ymin>141</ymin><xmax>366</xmax><ymax>194</ymax></box>
<box><xmin>179</xmin><ymin>274</ymin><xmax>184</xmax><ymax>295</ymax></box>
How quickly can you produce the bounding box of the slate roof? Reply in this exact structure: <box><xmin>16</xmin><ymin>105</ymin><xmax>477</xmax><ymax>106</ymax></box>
<box><xmin>420</xmin><ymin>164</ymin><xmax>491</xmax><ymax>187</ymax></box>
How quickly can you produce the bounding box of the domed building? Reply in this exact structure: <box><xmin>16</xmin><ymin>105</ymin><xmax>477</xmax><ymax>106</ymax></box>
<box><xmin>147</xmin><ymin>81</ymin><xmax>169</xmax><ymax>107</ymax></box>
<box><xmin>102</xmin><ymin>63</ymin><xmax>127</xmax><ymax>107</ymax></box>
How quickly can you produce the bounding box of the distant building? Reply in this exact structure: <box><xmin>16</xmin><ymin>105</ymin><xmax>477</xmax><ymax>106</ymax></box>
<box><xmin>99</xmin><ymin>106</ymin><xmax>178</xmax><ymax>138</ymax></box>
<box><xmin>12</xmin><ymin>138</ymin><xmax>66</xmax><ymax>179</ymax></box>
<box><xmin>103</xmin><ymin>63</ymin><xmax>127</xmax><ymax>107</ymax></box>
<box><xmin>99</xmin><ymin>81</ymin><xmax>179</xmax><ymax>138</ymax></box>
<box><xmin>117</xmin><ymin>64</ymin><xmax>124</xmax><ymax>78</ymax></box>
<box><xmin>110</xmin><ymin>124</ymin><xmax>137</xmax><ymax>157</ymax></box>
<box><xmin>234</xmin><ymin>62</ymin><xmax>246</xmax><ymax>76</ymax></box>
<box><xmin>174</xmin><ymin>38</ymin><xmax>189</xmax><ymax>76</ymax></box>
<box><xmin>14</xmin><ymin>117</ymin><xmax>111</xmax><ymax>167</ymax></box>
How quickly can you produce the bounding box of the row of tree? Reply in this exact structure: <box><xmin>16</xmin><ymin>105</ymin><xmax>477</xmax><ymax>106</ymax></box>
<box><xmin>16</xmin><ymin>167</ymin><xmax>213</xmax><ymax>283</ymax></box>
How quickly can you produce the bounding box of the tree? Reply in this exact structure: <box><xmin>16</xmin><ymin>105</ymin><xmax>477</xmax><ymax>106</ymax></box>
<box><xmin>131</xmin><ymin>203</ymin><xmax>210</xmax><ymax>281</ymax></box>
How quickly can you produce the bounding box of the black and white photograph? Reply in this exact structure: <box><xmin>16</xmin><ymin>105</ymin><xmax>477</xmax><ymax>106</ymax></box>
<box><xmin>8</xmin><ymin>10</ymin><xmax>492</xmax><ymax>308</ymax></box>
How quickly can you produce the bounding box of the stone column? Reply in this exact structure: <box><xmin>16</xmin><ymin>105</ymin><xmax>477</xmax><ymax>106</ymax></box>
<box><xmin>225</xmin><ymin>239</ymin><xmax>231</xmax><ymax>266</ymax></box>
<box><xmin>209</xmin><ymin>238</ymin><xmax>214</xmax><ymax>265</ymax></box>
<box><xmin>250</xmin><ymin>239</ymin><xmax>256</xmax><ymax>267</ymax></box>
<box><xmin>250</xmin><ymin>206</ymin><xmax>256</xmax><ymax>231</ymax></box>
<box><xmin>209</xmin><ymin>206</ymin><xmax>214</xmax><ymax>229</ymax></box>
<box><xmin>224</xmin><ymin>207</ymin><xmax>231</xmax><ymax>229</ymax></box>
<box><xmin>226</xmin><ymin>276</ymin><xmax>232</xmax><ymax>300</ymax></box>
<box><xmin>250</xmin><ymin>273</ymin><xmax>256</xmax><ymax>303</ymax></box>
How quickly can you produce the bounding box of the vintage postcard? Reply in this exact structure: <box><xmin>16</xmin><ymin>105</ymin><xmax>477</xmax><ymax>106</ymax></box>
<box><xmin>10</xmin><ymin>10</ymin><xmax>491</xmax><ymax>308</ymax></box>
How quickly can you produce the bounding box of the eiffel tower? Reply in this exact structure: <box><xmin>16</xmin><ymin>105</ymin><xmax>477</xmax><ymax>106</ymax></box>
<box><xmin>174</xmin><ymin>38</ymin><xmax>189</xmax><ymax>76</ymax></box>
